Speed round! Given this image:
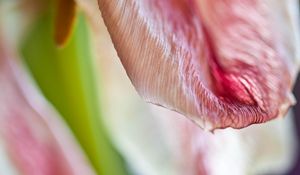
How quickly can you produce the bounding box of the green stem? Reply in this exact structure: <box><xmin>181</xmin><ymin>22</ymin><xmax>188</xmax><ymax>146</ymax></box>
<box><xmin>20</xmin><ymin>7</ymin><xmax>130</xmax><ymax>175</ymax></box>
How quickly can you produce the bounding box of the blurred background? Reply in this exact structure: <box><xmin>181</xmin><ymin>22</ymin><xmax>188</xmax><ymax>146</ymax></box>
<box><xmin>0</xmin><ymin>0</ymin><xmax>300</xmax><ymax>175</ymax></box>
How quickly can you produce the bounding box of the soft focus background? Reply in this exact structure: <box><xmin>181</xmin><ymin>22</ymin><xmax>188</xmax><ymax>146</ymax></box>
<box><xmin>0</xmin><ymin>0</ymin><xmax>300</xmax><ymax>175</ymax></box>
<box><xmin>289</xmin><ymin>77</ymin><xmax>300</xmax><ymax>175</ymax></box>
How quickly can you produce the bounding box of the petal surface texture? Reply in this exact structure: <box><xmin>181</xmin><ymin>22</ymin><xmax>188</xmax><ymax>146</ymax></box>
<box><xmin>76</xmin><ymin>2</ymin><xmax>298</xmax><ymax>174</ymax></box>
<box><xmin>97</xmin><ymin>0</ymin><xmax>300</xmax><ymax>129</ymax></box>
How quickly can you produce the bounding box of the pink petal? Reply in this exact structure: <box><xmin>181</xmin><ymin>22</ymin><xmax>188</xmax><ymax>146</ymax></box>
<box><xmin>79</xmin><ymin>4</ymin><xmax>297</xmax><ymax>174</ymax></box>
<box><xmin>97</xmin><ymin>0</ymin><xmax>299</xmax><ymax>130</ymax></box>
<box><xmin>0</xmin><ymin>39</ymin><xmax>95</xmax><ymax>175</ymax></box>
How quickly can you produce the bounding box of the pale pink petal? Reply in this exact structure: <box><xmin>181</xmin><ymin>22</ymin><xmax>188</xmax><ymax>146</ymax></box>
<box><xmin>0</xmin><ymin>37</ymin><xmax>95</xmax><ymax>175</ymax></box>
<box><xmin>86</xmin><ymin>12</ymin><xmax>297</xmax><ymax>174</ymax></box>
<box><xmin>97</xmin><ymin>0</ymin><xmax>300</xmax><ymax>130</ymax></box>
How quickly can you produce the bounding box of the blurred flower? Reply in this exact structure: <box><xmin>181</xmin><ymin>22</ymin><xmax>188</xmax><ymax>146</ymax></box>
<box><xmin>1</xmin><ymin>0</ymin><xmax>128</xmax><ymax>175</ymax></box>
<box><xmin>0</xmin><ymin>16</ymin><xmax>94</xmax><ymax>175</ymax></box>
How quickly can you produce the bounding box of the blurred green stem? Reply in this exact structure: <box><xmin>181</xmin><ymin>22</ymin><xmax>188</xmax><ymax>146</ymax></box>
<box><xmin>21</xmin><ymin>6</ymin><xmax>129</xmax><ymax>175</ymax></box>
